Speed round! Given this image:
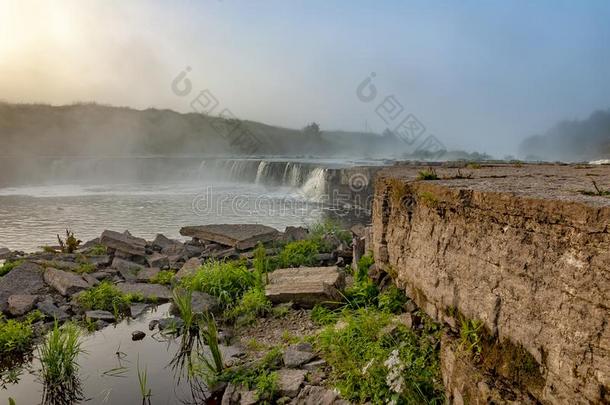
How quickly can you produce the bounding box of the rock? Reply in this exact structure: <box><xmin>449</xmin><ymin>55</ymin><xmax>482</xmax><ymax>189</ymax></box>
<box><xmin>335</xmin><ymin>257</ymin><xmax>345</xmax><ymax>267</ymax></box>
<box><xmin>302</xmin><ymin>359</ymin><xmax>327</xmax><ymax>371</ymax></box>
<box><xmin>404</xmin><ymin>300</ymin><xmax>417</xmax><ymax>313</ymax></box>
<box><xmin>86</xmin><ymin>255</ymin><xmax>111</xmax><ymax>267</ymax></box>
<box><xmin>170</xmin><ymin>290</ymin><xmax>221</xmax><ymax>316</ymax></box>
<box><xmin>314</xmin><ymin>253</ymin><xmax>333</xmax><ymax>264</ymax></box>
<box><xmin>0</xmin><ymin>262</ymin><xmax>46</xmax><ymax>313</ymax></box>
<box><xmin>206</xmin><ymin>247</ymin><xmax>238</xmax><ymax>260</ymax></box>
<box><xmin>180</xmin><ymin>224</ymin><xmax>279</xmax><ymax>250</ymax></box>
<box><xmin>8</xmin><ymin>294</ymin><xmax>39</xmax><ymax>316</ymax></box>
<box><xmin>32</xmin><ymin>260</ymin><xmax>81</xmax><ymax>272</ymax></box>
<box><xmin>156</xmin><ymin>317</ymin><xmax>184</xmax><ymax>331</ymax></box>
<box><xmin>175</xmin><ymin>257</ymin><xmax>201</xmax><ymax>280</ymax></box>
<box><xmin>95</xmin><ymin>320</ymin><xmax>109</xmax><ymax>330</ymax></box>
<box><xmin>277</xmin><ymin>369</ymin><xmax>307</xmax><ymax>398</ymax></box>
<box><xmin>85</xmin><ymin>310</ymin><xmax>116</xmax><ymax>322</ymax></box>
<box><xmin>291</xmin><ymin>385</ymin><xmax>349</xmax><ymax>405</ymax></box>
<box><xmin>221</xmin><ymin>383</ymin><xmax>258</xmax><ymax>405</ymax></box>
<box><xmin>396</xmin><ymin>312</ymin><xmax>413</xmax><ymax>329</ymax></box>
<box><xmin>321</xmin><ymin>234</ymin><xmax>341</xmax><ymax>251</ymax></box>
<box><xmin>130</xmin><ymin>303</ymin><xmax>149</xmax><ymax>318</ymax></box>
<box><xmin>136</xmin><ymin>267</ymin><xmax>160</xmax><ymax>283</ymax></box>
<box><xmin>100</xmin><ymin>230</ymin><xmax>147</xmax><ymax>256</ymax></box>
<box><xmin>152</xmin><ymin>234</ymin><xmax>183</xmax><ymax>253</ymax></box>
<box><xmin>82</xmin><ymin>273</ymin><xmax>99</xmax><ymax>287</ymax></box>
<box><xmin>0</xmin><ymin>247</ymin><xmax>10</xmax><ymax>260</ymax></box>
<box><xmin>43</xmin><ymin>268</ymin><xmax>89</xmax><ymax>296</ymax></box>
<box><xmin>132</xmin><ymin>330</ymin><xmax>146</xmax><ymax>341</ymax></box>
<box><xmin>36</xmin><ymin>298</ymin><xmax>69</xmax><ymax>321</ymax></box>
<box><xmin>116</xmin><ymin>283</ymin><xmax>172</xmax><ymax>301</ymax></box>
<box><xmin>283</xmin><ymin>226</ymin><xmax>309</xmax><ymax>242</ymax></box>
<box><xmin>284</xmin><ymin>345</ymin><xmax>316</xmax><ymax>368</ymax></box>
<box><xmin>112</xmin><ymin>257</ymin><xmax>145</xmax><ymax>275</ymax></box>
<box><xmin>350</xmin><ymin>224</ymin><xmax>366</xmax><ymax>238</ymax></box>
<box><xmin>79</xmin><ymin>237</ymin><xmax>100</xmax><ymax>250</ymax></box>
<box><xmin>146</xmin><ymin>253</ymin><xmax>169</xmax><ymax>269</ymax></box>
<box><xmin>265</xmin><ymin>267</ymin><xmax>345</xmax><ymax>308</ymax></box>
<box><xmin>90</xmin><ymin>271</ymin><xmax>114</xmax><ymax>281</ymax></box>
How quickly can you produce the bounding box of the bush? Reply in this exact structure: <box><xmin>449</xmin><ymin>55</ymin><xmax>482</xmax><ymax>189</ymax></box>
<box><xmin>417</xmin><ymin>168</ymin><xmax>439</xmax><ymax>180</ymax></box>
<box><xmin>309</xmin><ymin>219</ymin><xmax>352</xmax><ymax>246</ymax></box>
<box><xmin>378</xmin><ymin>285</ymin><xmax>407</xmax><ymax>314</ymax></box>
<box><xmin>345</xmin><ymin>279</ymin><xmax>379</xmax><ymax>309</ymax></box>
<box><xmin>76</xmin><ymin>282</ymin><xmax>142</xmax><ymax>316</ymax></box>
<box><xmin>184</xmin><ymin>261</ymin><xmax>256</xmax><ymax>309</ymax></box>
<box><xmin>316</xmin><ymin>309</ymin><xmax>443</xmax><ymax>404</ymax></box>
<box><xmin>225</xmin><ymin>288</ymin><xmax>272</xmax><ymax>325</ymax></box>
<box><xmin>356</xmin><ymin>254</ymin><xmax>374</xmax><ymax>282</ymax></box>
<box><xmin>150</xmin><ymin>270</ymin><xmax>174</xmax><ymax>285</ymax></box>
<box><xmin>0</xmin><ymin>311</ymin><xmax>43</xmax><ymax>355</ymax></box>
<box><xmin>277</xmin><ymin>239</ymin><xmax>320</xmax><ymax>268</ymax></box>
<box><xmin>89</xmin><ymin>244</ymin><xmax>107</xmax><ymax>255</ymax></box>
<box><xmin>0</xmin><ymin>260</ymin><xmax>23</xmax><ymax>277</ymax></box>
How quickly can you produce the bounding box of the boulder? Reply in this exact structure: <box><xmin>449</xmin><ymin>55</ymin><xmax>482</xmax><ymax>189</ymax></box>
<box><xmin>43</xmin><ymin>268</ymin><xmax>89</xmax><ymax>296</ymax></box>
<box><xmin>0</xmin><ymin>247</ymin><xmax>10</xmax><ymax>260</ymax></box>
<box><xmin>100</xmin><ymin>230</ymin><xmax>147</xmax><ymax>256</ymax></box>
<box><xmin>146</xmin><ymin>253</ymin><xmax>169</xmax><ymax>269</ymax></box>
<box><xmin>265</xmin><ymin>267</ymin><xmax>345</xmax><ymax>308</ymax></box>
<box><xmin>0</xmin><ymin>262</ymin><xmax>45</xmax><ymax>313</ymax></box>
<box><xmin>116</xmin><ymin>283</ymin><xmax>172</xmax><ymax>301</ymax></box>
<box><xmin>37</xmin><ymin>298</ymin><xmax>69</xmax><ymax>321</ymax></box>
<box><xmin>277</xmin><ymin>369</ymin><xmax>307</xmax><ymax>398</ymax></box>
<box><xmin>85</xmin><ymin>310</ymin><xmax>116</xmax><ymax>322</ymax></box>
<box><xmin>85</xmin><ymin>255</ymin><xmax>111</xmax><ymax>267</ymax></box>
<box><xmin>221</xmin><ymin>383</ymin><xmax>258</xmax><ymax>405</ymax></box>
<box><xmin>111</xmin><ymin>257</ymin><xmax>145</xmax><ymax>274</ymax></box>
<box><xmin>136</xmin><ymin>267</ymin><xmax>161</xmax><ymax>283</ymax></box>
<box><xmin>283</xmin><ymin>343</ymin><xmax>316</xmax><ymax>368</ymax></box>
<box><xmin>175</xmin><ymin>257</ymin><xmax>201</xmax><ymax>280</ymax></box>
<box><xmin>180</xmin><ymin>224</ymin><xmax>279</xmax><ymax>250</ymax></box>
<box><xmin>283</xmin><ymin>226</ymin><xmax>309</xmax><ymax>242</ymax></box>
<box><xmin>132</xmin><ymin>330</ymin><xmax>146</xmax><ymax>341</ymax></box>
<box><xmin>130</xmin><ymin>303</ymin><xmax>149</xmax><ymax>318</ymax></box>
<box><xmin>152</xmin><ymin>234</ymin><xmax>183</xmax><ymax>253</ymax></box>
<box><xmin>82</xmin><ymin>273</ymin><xmax>99</xmax><ymax>287</ymax></box>
<box><xmin>290</xmin><ymin>385</ymin><xmax>349</xmax><ymax>405</ymax></box>
<box><xmin>8</xmin><ymin>294</ymin><xmax>39</xmax><ymax>316</ymax></box>
<box><xmin>170</xmin><ymin>290</ymin><xmax>221</xmax><ymax>316</ymax></box>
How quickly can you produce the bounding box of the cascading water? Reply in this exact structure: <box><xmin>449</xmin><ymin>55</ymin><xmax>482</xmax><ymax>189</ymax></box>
<box><xmin>299</xmin><ymin>168</ymin><xmax>328</xmax><ymax>201</ymax></box>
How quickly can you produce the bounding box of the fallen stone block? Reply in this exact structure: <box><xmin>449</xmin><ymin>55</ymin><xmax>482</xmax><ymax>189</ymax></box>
<box><xmin>37</xmin><ymin>298</ymin><xmax>69</xmax><ymax>321</ymax></box>
<box><xmin>100</xmin><ymin>230</ymin><xmax>147</xmax><ymax>256</ymax></box>
<box><xmin>43</xmin><ymin>268</ymin><xmax>89</xmax><ymax>296</ymax></box>
<box><xmin>85</xmin><ymin>310</ymin><xmax>116</xmax><ymax>323</ymax></box>
<box><xmin>152</xmin><ymin>234</ymin><xmax>183</xmax><ymax>253</ymax></box>
<box><xmin>277</xmin><ymin>369</ymin><xmax>307</xmax><ymax>398</ymax></box>
<box><xmin>170</xmin><ymin>290</ymin><xmax>221</xmax><ymax>316</ymax></box>
<box><xmin>146</xmin><ymin>253</ymin><xmax>169</xmax><ymax>268</ymax></box>
<box><xmin>8</xmin><ymin>294</ymin><xmax>39</xmax><ymax>316</ymax></box>
<box><xmin>180</xmin><ymin>224</ymin><xmax>279</xmax><ymax>250</ymax></box>
<box><xmin>116</xmin><ymin>283</ymin><xmax>172</xmax><ymax>301</ymax></box>
<box><xmin>0</xmin><ymin>262</ymin><xmax>45</xmax><ymax>313</ymax></box>
<box><xmin>291</xmin><ymin>385</ymin><xmax>349</xmax><ymax>405</ymax></box>
<box><xmin>283</xmin><ymin>343</ymin><xmax>316</xmax><ymax>368</ymax></box>
<box><xmin>136</xmin><ymin>267</ymin><xmax>161</xmax><ymax>283</ymax></box>
<box><xmin>175</xmin><ymin>257</ymin><xmax>201</xmax><ymax>280</ymax></box>
<box><xmin>265</xmin><ymin>266</ymin><xmax>345</xmax><ymax>308</ymax></box>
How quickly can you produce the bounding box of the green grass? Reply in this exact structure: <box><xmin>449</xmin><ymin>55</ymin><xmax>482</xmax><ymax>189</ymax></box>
<box><xmin>76</xmin><ymin>282</ymin><xmax>143</xmax><ymax>317</ymax></box>
<box><xmin>225</xmin><ymin>288</ymin><xmax>272</xmax><ymax>325</ymax></box>
<box><xmin>311</xmin><ymin>304</ymin><xmax>341</xmax><ymax>326</ymax></box>
<box><xmin>459</xmin><ymin>318</ymin><xmax>484</xmax><ymax>357</ymax></box>
<box><xmin>378</xmin><ymin>285</ymin><xmax>407</xmax><ymax>314</ymax></box>
<box><xmin>356</xmin><ymin>254</ymin><xmax>375</xmax><ymax>282</ymax></box>
<box><xmin>39</xmin><ymin>322</ymin><xmax>83</xmax><ymax>403</ymax></box>
<box><xmin>137</xmin><ymin>360</ymin><xmax>152</xmax><ymax>402</ymax></box>
<box><xmin>150</xmin><ymin>270</ymin><xmax>174</xmax><ymax>285</ymax></box>
<box><xmin>183</xmin><ymin>260</ymin><xmax>256</xmax><ymax>309</ymax></box>
<box><xmin>417</xmin><ymin>168</ymin><xmax>439</xmax><ymax>180</ymax></box>
<box><xmin>0</xmin><ymin>311</ymin><xmax>43</xmax><ymax>355</ymax></box>
<box><xmin>309</xmin><ymin>219</ymin><xmax>352</xmax><ymax>247</ymax></box>
<box><xmin>0</xmin><ymin>260</ymin><xmax>23</xmax><ymax>277</ymax></box>
<box><xmin>89</xmin><ymin>244</ymin><xmax>107</xmax><ymax>255</ymax></box>
<box><xmin>74</xmin><ymin>262</ymin><xmax>95</xmax><ymax>274</ymax></box>
<box><xmin>316</xmin><ymin>308</ymin><xmax>443</xmax><ymax>404</ymax></box>
<box><xmin>277</xmin><ymin>239</ymin><xmax>320</xmax><ymax>268</ymax></box>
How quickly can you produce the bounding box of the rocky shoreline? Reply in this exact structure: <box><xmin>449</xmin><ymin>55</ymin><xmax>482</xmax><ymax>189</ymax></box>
<box><xmin>0</xmin><ymin>221</ymin><xmax>434</xmax><ymax>404</ymax></box>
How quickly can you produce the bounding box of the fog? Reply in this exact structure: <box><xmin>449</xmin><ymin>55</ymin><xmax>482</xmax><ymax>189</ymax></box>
<box><xmin>1</xmin><ymin>0</ymin><xmax>610</xmax><ymax>158</ymax></box>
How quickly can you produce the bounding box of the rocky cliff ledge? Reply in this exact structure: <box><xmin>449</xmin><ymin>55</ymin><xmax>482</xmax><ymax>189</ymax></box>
<box><xmin>372</xmin><ymin>163</ymin><xmax>610</xmax><ymax>404</ymax></box>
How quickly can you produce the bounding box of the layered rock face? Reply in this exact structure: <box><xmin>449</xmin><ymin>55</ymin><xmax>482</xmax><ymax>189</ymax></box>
<box><xmin>372</xmin><ymin>163</ymin><xmax>610</xmax><ymax>404</ymax></box>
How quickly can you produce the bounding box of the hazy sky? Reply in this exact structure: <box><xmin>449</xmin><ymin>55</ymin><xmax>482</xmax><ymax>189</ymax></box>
<box><xmin>1</xmin><ymin>0</ymin><xmax>609</xmax><ymax>155</ymax></box>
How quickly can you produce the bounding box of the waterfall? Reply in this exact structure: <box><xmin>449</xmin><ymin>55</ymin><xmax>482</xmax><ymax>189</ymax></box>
<box><xmin>299</xmin><ymin>168</ymin><xmax>328</xmax><ymax>201</ymax></box>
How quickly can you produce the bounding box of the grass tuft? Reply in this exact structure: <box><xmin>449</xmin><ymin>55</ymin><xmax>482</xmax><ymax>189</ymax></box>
<box><xmin>76</xmin><ymin>281</ymin><xmax>143</xmax><ymax>317</ymax></box>
<box><xmin>417</xmin><ymin>168</ymin><xmax>439</xmax><ymax>180</ymax></box>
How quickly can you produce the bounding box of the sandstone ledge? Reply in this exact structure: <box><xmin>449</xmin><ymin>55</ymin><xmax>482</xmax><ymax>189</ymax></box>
<box><xmin>372</xmin><ymin>163</ymin><xmax>610</xmax><ymax>404</ymax></box>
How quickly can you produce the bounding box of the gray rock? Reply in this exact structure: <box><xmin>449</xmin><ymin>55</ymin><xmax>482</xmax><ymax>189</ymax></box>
<box><xmin>90</xmin><ymin>271</ymin><xmax>113</xmax><ymax>281</ymax></box>
<box><xmin>85</xmin><ymin>310</ymin><xmax>116</xmax><ymax>322</ymax></box>
<box><xmin>283</xmin><ymin>344</ymin><xmax>316</xmax><ymax>368</ymax></box>
<box><xmin>265</xmin><ymin>267</ymin><xmax>345</xmax><ymax>308</ymax></box>
<box><xmin>290</xmin><ymin>385</ymin><xmax>349</xmax><ymax>405</ymax></box>
<box><xmin>0</xmin><ymin>262</ymin><xmax>46</xmax><ymax>313</ymax></box>
<box><xmin>112</xmin><ymin>258</ymin><xmax>145</xmax><ymax>276</ymax></box>
<box><xmin>136</xmin><ymin>267</ymin><xmax>160</xmax><ymax>283</ymax></box>
<box><xmin>37</xmin><ymin>298</ymin><xmax>69</xmax><ymax>321</ymax></box>
<box><xmin>175</xmin><ymin>257</ymin><xmax>201</xmax><ymax>280</ymax></box>
<box><xmin>43</xmin><ymin>268</ymin><xmax>89</xmax><ymax>296</ymax></box>
<box><xmin>152</xmin><ymin>234</ymin><xmax>183</xmax><ymax>253</ymax></box>
<box><xmin>283</xmin><ymin>226</ymin><xmax>309</xmax><ymax>242</ymax></box>
<box><xmin>277</xmin><ymin>369</ymin><xmax>307</xmax><ymax>398</ymax></box>
<box><xmin>82</xmin><ymin>273</ymin><xmax>99</xmax><ymax>287</ymax></box>
<box><xmin>8</xmin><ymin>294</ymin><xmax>39</xmax><ymax>316</ymax></box>
<box><xmin>302</xmin><ymin>359</ymin><xmax>327</xmax><ymax>371</ymax></box>
<box><xmin>116</xmin><ymin>283</ymin><xmax>172</xmax><ymax>301</ymax></box>
<box><xmin>0</xmin><ymin>247</ymin><xmax>10</xmax><ymax>260</ymax></box>
<box><xmin>100</xmin><ymin>230</ymin><xmax>147</xmax><ymax>256</ymax></box>
<box><xmin>156</xmin><ymin>317</ymin><xmax>184</xmax><ymax>331</ymax></box>
<box><xmin>132</xmin><ymin>330</ymin><xmax>146</xmax><ymax>341</ymax></box>
<box><xmin>221</xmin><ymin>383</ymin><xmax>258</xmax><ymax>405</ymax></box>
<box><xmin>180</xmin><ymin>224</ymin><xmax>279</xmax><ymax>250</ymax></box>
<box><xmin>32</xmin><ymin>260</ymin><xmax>81</xmax><ymax>272</ymax></box>
<box><xmin>170</xmin><ymin>290</ymin><xmax>221</xmax><ymax>316</ymax></box>
<box><xmin>85</xmin><ymin>255</ymin><xmax>111</xmax><ymax>267</ymax></box>
<box><xmin>146</xmin><ymin>253</ymin><xmax>169</xmax><ymax>269</ymax></box>
<box><xmin>130</xmin><ymin>303</ymin><xmax>149</xmax><ymax>318</ymax></box>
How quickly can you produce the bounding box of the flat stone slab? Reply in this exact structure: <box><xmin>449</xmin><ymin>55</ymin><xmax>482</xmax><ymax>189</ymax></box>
<box><xmin>44</xmin><ymin>267</ymin><xmax>89</xmax><ymax>296</ymax></box>
<box><xmin>146</xmin><ymin>253</ymin><xmax>169</xmax><ymax>268</ymax></box>
<box><xmin>85</xmin><ymin>310</ymin><xmax>116</xmax><ymax>322</ymax></box>
<box><xmin>8</xmin><ymin>294</ymin><xmax>39</xmax><ymax>316</ymax></box>
<box><xmin>136</xmin><ymin>267</ymin><xmax>161</xmax><ymax>283</ymax></box>
<box><xmin>175</xmin><ymin>257</ymin><xmax>201</xmax><ymax>280</ymax></box>
<box><xmin>265</xmin><ymin>266</ymin><xmax>345</xmax><ymax>308</ymax></box>
<box><xmin>0</xmin><ymin>262</ymin><xmax>45</xmax><ymax>313</ymax></box>
<box><xmin>180</xmin><ymin>224</ymin><xmax>279</xmax><ymax>250</ymax></box>
<box><xmin>277</xmin><ymin>369</ymin><xmax>307</xmax><ymax>398</ymax></box>
<box><xmin>116</xmin><ymin>283</ymin><xmax>172</xmax><ymax>301</ymax></box>
<box><xmin>283</xmin><ymin>343</ymin><xmax>316</xmax><ymax>368</ymax></box>
<box><xmin>100</xmin><ymin>230</ymin><xmax>147</xmax><ymax>256</ymax></box>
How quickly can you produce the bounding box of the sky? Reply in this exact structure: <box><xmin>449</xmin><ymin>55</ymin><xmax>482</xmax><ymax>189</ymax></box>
<box><xmin>1</xmin><ymin>0</ymin><xmax>609</xmax><ymax>155</ymax></box>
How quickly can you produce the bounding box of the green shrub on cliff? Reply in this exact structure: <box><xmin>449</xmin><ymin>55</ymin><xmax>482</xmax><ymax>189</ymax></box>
<box><xmin>316</xmin><ymin>308</ymin><xmax>443</xmax><ymax>404</ymax></box>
